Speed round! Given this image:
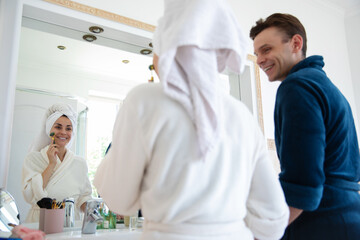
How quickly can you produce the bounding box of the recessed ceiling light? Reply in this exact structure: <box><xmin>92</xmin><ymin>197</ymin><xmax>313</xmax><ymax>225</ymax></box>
<box><xmin>149</xmin><ymin>42</ymin><xmax>153</xmax><ymax>48</ymax></box>
<box><xmin>57</xmin><ymin>45</ymin><xmax>66</xmax><ymax>50</ymax></box>
<box><xmin>122</xmin><ymin>60</ymin><xmax>130</xmax><ymax>64</ymax></box>
<box><xmin>140</xmin><ymin>49</ymin><xmax>152</xmax><ymax>55</ymax></box>
<box><xmin>83</xmin><ymin>34</ymin><xmax>97</xmax><ymax>42</ymax></box>
<box><xmin>89</xmin><ymin>26</ymin><xmax>104</xmax><ymax>34</ymax></box>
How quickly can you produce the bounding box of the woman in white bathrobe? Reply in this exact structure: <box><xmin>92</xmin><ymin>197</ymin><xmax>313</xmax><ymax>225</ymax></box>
<box><xmin>22</xmin><ymin>103</ymin><xmax>92</xmax><ymax>223</ymax></box>
<box><xmin>94</xmin><ymin>0</ymin><xmax>289</xmax><ymax>239</ymax></box>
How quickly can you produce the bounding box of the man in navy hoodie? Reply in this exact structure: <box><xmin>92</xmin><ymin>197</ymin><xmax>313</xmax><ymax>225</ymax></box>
<box><xmin>250</xmin><ymin>13</ymin><xmax>360</xmax><ymax>240</ymax></box>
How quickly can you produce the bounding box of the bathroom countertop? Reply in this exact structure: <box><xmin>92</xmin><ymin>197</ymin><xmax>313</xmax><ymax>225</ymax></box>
<box><xmin>46</xmin><ymin>228</ymin><xmax>142</xmax><ymax>240</ymax></box>
<box><xmin>4</xmin><ymin>221</ymin><xmax>143</xmax><ymax>240</ymax></box>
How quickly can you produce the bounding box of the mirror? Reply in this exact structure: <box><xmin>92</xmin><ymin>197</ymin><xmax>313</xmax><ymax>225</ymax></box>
<box><xmin>8</xmin><ymin>14</ymin><xmax>157</xmax><ymax>222</ymax></box>
<box><xmin>7</xmin><ymin>3</ymin><xmax>262</xmax><ymax>223</ymax></box>
<box><xmin>0</xmin><ymin>189</ymin><xmax>20</xmax><ymax>232</ymax></box>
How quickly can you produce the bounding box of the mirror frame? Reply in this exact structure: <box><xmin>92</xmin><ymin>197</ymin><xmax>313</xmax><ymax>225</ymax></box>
<box><xmin>44</xmin><ymin>0</ymin><xmax>156</xmax><ymax>32</ymax></box>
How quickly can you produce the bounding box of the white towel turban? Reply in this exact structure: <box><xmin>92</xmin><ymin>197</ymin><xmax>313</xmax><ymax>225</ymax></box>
<box><xmin>28</xmin><ymin>103</ymin><xmax>77</xmax><ymax>152</ymax></box>
<box><xmin>152</xmin><ymin>0</ymin><xmax>249</xmax><ymax>160</ymax></box>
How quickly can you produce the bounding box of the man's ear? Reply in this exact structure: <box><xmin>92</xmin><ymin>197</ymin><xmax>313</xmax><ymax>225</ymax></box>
<box><xmin>291</xmin><ymin>34</ymin><xmax>303</xmax><ymax>54</ymax></box>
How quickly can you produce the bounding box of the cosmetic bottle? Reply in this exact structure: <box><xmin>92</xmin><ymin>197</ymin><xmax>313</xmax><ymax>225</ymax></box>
<box><xmin>108</xmin><ymin>211</ymin><xmax>116</xmax><ymax>229</ymax></box>
<box><xmin>96</xmin><ymin>202</ymin><xmax>104</xmax><ymax>229</ymax></box>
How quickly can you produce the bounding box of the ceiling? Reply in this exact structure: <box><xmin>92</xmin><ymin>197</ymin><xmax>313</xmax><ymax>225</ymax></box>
<box><xmin>19</xmin><ymin>25</ymin><xmax>154</xmax><ymax>84</ymax></box>
<box><xmin>17</xmin><ymin>16</ymin><xmax>158</xmax><ymax>101</ymax></box>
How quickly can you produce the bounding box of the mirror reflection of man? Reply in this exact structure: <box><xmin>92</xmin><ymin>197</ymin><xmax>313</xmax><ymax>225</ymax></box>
<box><xmin>250</xmin><ymin>13</ymin><xmax>360</xmax><ymax>240</ymax></box>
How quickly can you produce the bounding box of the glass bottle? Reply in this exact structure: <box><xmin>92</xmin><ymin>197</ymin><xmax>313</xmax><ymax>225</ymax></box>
<box><xmin>102</xmin><ymin>203</ymin><xmax>109</xmax><ymax>229</ymax></box>
<box><xmin>124</xmin><ymin>216</ymin><xmax>130</xmax><ymax>228</ymax></box>
<box><xmin>108</xmin><ymin>210</ymin><xmax>116</xmax><ymax>229</ymax></box>
<box><xmin>96</xmin><ymin>203</ymin><xmax>104</xmax><ymax>229</ymax></box>
<box><xmin>129</xmin><ymin>210</ymin><xmax>139</xmax><ymax>230</ymax></box>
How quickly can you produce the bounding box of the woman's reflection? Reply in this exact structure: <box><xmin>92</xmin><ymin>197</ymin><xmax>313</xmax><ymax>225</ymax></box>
<box><xmin>21</xmin><ymin>103</ymin><xmax>92</xmax><ymax>222</ymax></box>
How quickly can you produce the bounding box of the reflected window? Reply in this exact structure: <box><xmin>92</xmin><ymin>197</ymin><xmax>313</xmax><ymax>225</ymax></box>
<box><xmin>86</xmin><ymin>98</ymin><xmax>121</xmax><ymax>197</ymax></box>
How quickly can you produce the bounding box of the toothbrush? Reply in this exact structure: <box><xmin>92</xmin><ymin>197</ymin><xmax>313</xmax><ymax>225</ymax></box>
<box><xmin>50</xmin><ymin>132</ymin><xmax>55</xmax><ymax>144</ymax></box>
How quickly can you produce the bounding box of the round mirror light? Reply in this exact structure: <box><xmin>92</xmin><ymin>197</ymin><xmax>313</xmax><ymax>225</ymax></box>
<box><xmin>140</xmin><ymin>49</ymin><xmax>152</xmax><ymax>55</ymax></box>
<box><xmin>82</xmin><ymin>34</ymin><xmax>97</xmax><ymax>42</ymax></box>
<box><xmin>89</xmin><ymin>26</ymin><xmax>104</xmax><ymax>34</ymax></box>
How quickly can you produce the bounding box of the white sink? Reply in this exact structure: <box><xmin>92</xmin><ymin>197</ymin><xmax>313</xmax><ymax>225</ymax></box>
<box><xmin>46</xmin><ymin>228</ymin><xmax>142</xmax><ymax>240</ymax></box>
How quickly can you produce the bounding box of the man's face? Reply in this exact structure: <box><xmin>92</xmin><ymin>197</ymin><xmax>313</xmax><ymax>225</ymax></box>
<box><xmin>253</xmin><ymin>27</ymin><xmax>299</xmax><ymax>82</ymax></box>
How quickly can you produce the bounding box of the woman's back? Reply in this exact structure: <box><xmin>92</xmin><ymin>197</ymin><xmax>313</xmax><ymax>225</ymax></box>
<box><xmin>95</xmin><ymin>83</ymin><xmax>288</xmax><ymax>240</ymax></box>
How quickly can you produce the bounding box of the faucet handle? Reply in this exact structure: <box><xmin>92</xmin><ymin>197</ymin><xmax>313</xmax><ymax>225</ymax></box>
<box><xmin>89</xmin><ymin>212</ymin><xmax>103</xmax><ymax>222</ymax></box>
<box><xmin>85</xmin><ymin>198</ymin><xmax>102</xmax><ymax>212</ymax></box>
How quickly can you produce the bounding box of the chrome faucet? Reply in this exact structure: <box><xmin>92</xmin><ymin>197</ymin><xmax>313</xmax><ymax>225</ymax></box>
<box><xmin>81</xmin><ymin>198</ymin><xmax>103</xmax><ymax>234</ymax></box>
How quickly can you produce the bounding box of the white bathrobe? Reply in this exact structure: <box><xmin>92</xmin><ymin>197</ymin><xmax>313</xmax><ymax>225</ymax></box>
<box><xmin>22</xmin><ymin>145</ymin><xmax>92</xmax><ymax>223</ymax></box>
<box><xmin>94</xmin><ymin>83</ymin><xmax>289</xmax><ymax>240</ymax></box>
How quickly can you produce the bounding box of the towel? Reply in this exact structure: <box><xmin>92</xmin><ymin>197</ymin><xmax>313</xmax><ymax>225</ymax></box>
<box><xmin>152</xmin><ymin>0</ymin><xmax>249</xmax><ymax>160</ymax></box>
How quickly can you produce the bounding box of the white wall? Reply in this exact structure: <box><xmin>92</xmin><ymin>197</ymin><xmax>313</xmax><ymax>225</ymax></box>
<box><xmin>345</xmin><ymin>10</ymin><xmax>360</xmax><ymax>142</ymax></box>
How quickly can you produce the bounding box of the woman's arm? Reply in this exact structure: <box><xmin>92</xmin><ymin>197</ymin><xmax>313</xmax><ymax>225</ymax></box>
<box><xmin>245</xmin><ymin>128</ymin><xmax>289</xmax><ymax>240</ymax></box>
<box><xmin>42</xmin><ymin>144</ymin><xmax>59</xmax><ymax>188</ymax></box>
<box><xmin>41</xmin><ymin>163</ymin><xmax>56</xmax><ymax>189</ymax></box>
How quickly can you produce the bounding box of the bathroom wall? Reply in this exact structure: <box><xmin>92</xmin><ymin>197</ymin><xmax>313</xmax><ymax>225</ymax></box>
<box><xmin>345</xmin><ymin>11</ymin><xmax>360</xmax><ymax>143</ymax></box>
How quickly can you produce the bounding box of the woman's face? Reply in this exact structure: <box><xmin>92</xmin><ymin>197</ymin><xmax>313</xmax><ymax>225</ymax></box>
<box><xmin>50</xmin><ymin>116</ymin><xmax>73</xmax><ymax>148</ymax></box>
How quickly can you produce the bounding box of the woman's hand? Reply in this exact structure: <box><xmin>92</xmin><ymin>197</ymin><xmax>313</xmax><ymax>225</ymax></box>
<box><xmin>47</xmin><ymin>144</ymin><xmax>59</xmax><ymax>166</ymax></box>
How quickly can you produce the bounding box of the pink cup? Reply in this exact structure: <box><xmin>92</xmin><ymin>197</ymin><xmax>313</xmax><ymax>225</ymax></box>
<box><xmin>39</xmin><ymin>208</ymin><xmax>45</xmax><ymax>231</ymax></box>
<box><xmin>42</xmin><ymin>208</ymin><xmax>65</xmax><ymax>234</ymax></box>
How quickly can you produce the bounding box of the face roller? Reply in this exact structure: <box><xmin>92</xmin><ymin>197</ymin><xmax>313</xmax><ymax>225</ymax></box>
<box><xmin>50</xmin><ymin>132</ymin><xmax>55</xmax><ymax>144</ymax></box>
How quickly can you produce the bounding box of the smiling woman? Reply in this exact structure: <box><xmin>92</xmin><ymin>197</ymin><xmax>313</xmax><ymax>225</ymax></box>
<box><xmin>21</xmin><ymin>103</ymin><xmax>92</xmax><ymax>223</ymax></box>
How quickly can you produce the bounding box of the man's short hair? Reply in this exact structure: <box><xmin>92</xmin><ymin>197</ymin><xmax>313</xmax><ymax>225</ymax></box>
<box><xmin>249</xmin><ymin>13</ymin><xmax>307</xmax><ymax>57</ymax></box>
